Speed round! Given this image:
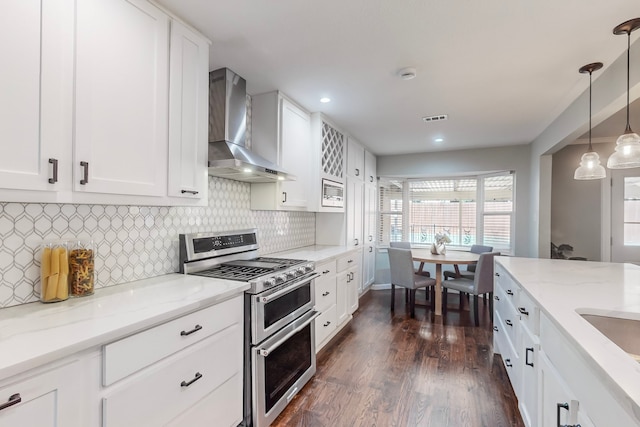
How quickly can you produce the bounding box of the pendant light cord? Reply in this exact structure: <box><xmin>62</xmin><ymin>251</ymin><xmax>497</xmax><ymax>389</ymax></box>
<box><xmin>626</xmin><ymin>30</ymin><xmax>633</xmax><ymax>134</ymax></box>
<box><xmin>588</xmin><ymin>70</ymin><xmax>593</xmax><ymax>151</ymax></box>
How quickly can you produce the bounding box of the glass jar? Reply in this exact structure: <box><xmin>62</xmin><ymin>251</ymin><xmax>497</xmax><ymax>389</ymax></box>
<box><xmin>69</xmin><ymin>240</ymin><xmax>95</xmax><ymax>297</ymax></box>
<box><xmin>40</xmin><ymin>241</ymin><xmax>69</xmax><ymax>303</ymax></box>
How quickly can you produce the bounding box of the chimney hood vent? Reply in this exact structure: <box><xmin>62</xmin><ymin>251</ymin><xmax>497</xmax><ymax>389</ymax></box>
<box><xmin>207</xmin><ymin>68</ymin><xmax>294</xmax><ymax>183</ymax></box>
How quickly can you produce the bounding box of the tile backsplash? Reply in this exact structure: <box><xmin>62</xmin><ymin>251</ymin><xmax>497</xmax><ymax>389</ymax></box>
<box><xmin>0</xmin><ymin>177</ymin><xmax>316</xmax><ymax>308</ymax></box>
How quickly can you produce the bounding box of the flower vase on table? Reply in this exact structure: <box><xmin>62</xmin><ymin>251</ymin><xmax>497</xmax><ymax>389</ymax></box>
<box><xmin>431</xmin><ymin>231</ymin><xmax>451</xmax><ymax>255</ymax></box>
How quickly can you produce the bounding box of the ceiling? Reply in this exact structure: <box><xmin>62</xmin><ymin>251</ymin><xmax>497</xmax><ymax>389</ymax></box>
<box><xmin>156</xmin><ymin>0</ymin><xmax>640</xmax><ymax>156</ymax></box>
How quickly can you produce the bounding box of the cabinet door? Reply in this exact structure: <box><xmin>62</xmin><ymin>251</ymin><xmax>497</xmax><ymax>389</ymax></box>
<box><xmin>347</xmin><ymin>266</ymin><xmax>359</xmax><ymax>314</ymax></box>
<box><xmin>336</xmin><ymin>270</ymin><xmax>349</xmax><ymax>325</ymax></box>
<box><xmin>363</xmin><ymin>183</ymin><xmax>377</xmax><ymax>287</ymax></box>
<box><xmin>519</xmin><ymin>325</ymin><xmax>538</xmax><ymax>427</ymax></box>
<box><xmin>74</xmin><ymin>0</ymin><xmax>169</xmax><ymax>197</ymax></box>
<box><xmin>364</xmin><ymin>150</ymin><xmax>376</xmax><ymax>185</ymax></box>
<box><xmin>0</xmin><ymin>0</ymin><xmax>72</xmax><ymax>193</ymax></box>
<box><xmin>539</xmin><ymin>352</ymin><xmax>589</xmax><ymax>427</ymax></box>
<box><xmin>0</xmin><ymin>360</ymin><xmax>81</xmax><ymax>427</ymax></box>
<box><xmin>346</xmin><ymin>177</ymin><xmax>364</xmax><ymax>247</ymax></box>
<box><xmin>167</xmin><ymin>20</ymin><xmax>208</xmax><ymax>199</ymax></box>
<box><xmin>279</xmin><ymin>98</ymin><xmax>311</xmax><ymax>209</ymax></box>
<box><xmin>347</xmin><ymin>137</ymin><xmax>365</xmax><ymax>179</ymax></box>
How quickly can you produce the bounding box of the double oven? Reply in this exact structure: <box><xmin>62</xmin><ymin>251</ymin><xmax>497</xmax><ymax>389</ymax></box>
<box><xmin>180</xmin><ymin>229</ymin><xmax>319</xmax><ymax>427</ymax></box>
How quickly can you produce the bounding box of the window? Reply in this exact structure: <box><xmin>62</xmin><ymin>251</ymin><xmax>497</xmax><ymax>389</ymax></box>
<box><xmin>378</xmin><ymin>172</ymin><xmax>515</xmax><ymax>254</ymax></box>
<box><xmin>623</xmin><ymin>176</ymin><xmax>640</xmax><ymax>246</ymax></box>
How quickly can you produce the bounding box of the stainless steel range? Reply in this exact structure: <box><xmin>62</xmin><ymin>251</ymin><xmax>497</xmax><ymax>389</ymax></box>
<box><xmin>179</xmin><ymin>229</ymin><xmax>319</xmax><ymax>427</ymax></box>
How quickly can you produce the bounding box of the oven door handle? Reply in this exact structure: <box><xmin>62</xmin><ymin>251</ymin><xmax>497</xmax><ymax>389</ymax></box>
<box><xmin>259</xmin><ymin>273</ymin><xmax>320</xmax><ymax>304</ymax></box>
<box><xmin>257</xmin><ymin>310</ymin><xmax>320</xmax><ymax>357</ymax></box>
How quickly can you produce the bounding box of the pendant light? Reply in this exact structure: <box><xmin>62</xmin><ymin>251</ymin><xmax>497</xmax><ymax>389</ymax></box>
<box><xmin>575</xmin><ymin>62</ymin><xmax>606</xmax><ymax>180</ymax></box>
<box><xmin>607</xmin><ymin>18</ymin><xmax>640</xmax><ymax>169</ymax></box>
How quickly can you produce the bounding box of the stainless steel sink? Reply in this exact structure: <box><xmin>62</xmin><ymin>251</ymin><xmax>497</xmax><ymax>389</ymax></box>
<box><xmin>579</xmin><ymin>313</ymin><xmax>640</xmax><ymax>361</ymax></box>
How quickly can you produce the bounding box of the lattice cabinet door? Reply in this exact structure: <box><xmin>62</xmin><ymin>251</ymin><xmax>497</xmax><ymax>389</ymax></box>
<box><xmin>321</xmin><ymin>121</ymin><xmax>344</xmax><ymax>181</ymax></box>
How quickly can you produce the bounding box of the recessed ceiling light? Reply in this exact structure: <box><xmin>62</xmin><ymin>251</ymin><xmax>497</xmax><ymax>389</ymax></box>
<box><xmin>243</xmin><ymin>168</ymin><xmax>252</xmax><ymax>173</ymax></box>
<box><xmin>434</xmin><ymin>138</ymin><xmax>444</xmax><ymax>143</ymax></box>
<box><xmin>397</xmin><ymin>67</ymin><xmax>417</xmax><ymax>80</ymax></box>
<box><xmin>320</xmin><ymin>97</ymin><xmax>331</xmax><ymax>103</ymax></box>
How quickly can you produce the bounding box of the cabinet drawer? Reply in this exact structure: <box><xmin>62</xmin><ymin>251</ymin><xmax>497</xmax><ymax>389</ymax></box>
<box><xmin>495</xmin><ymin>264</ymin><xmax>519</xmax><ymax>304</ymax></box>
<box><xmin>494</xmin><ymin>312</ymin><xmax>520</xmax><ymax>391</ymax></box>
<box><xmin>315</xmin><ymin>276</ymin><xmax>336</xmax><ymax>312</ymax></box>
<box><xmin>316</xmin><ymin>259</ymin><xmax>336</xmax><ymax>277</ymax></box>
<box><xmin>337</xmin><ymin>252</ymin><xmax>358</xmax><ymax>272</ymax></box>
<box><xmin>517</xmin><ymin>290</ymin><xmax>539</xmax><ymax>336</ymax></box>
<box><xmin>103</xmin><ymin>295</ymin><xmax>242</xmax><ymax>385</ymax></box>
<box><xmin>102</xmin><ymin>323</ymin><xmax>242</xmax><ymax>427</ymax></box>
<box><xmin>315</xmin><ymin>305</ymin><xmax>337</xmax><ymax>346</ymax></box>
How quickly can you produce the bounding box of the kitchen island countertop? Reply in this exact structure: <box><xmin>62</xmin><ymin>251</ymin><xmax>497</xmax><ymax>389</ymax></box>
<box><xmin>497</xmin><ymin>256</ymin><xmax>640</xmax><ymax>424</ymax></box>
<box><xmin>0</xmin><ymin>274</ymin><xmax>248</xmax><ymax>381</ymax></box>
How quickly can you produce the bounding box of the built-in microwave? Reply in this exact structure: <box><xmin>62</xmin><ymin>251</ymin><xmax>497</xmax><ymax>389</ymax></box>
<box><xmin>321</xmin><ymin>179</ymin><xmax>344</xmax><ymax>208</ymax></box>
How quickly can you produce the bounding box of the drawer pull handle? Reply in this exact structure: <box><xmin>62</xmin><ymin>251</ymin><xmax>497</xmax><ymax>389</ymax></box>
<box><xmin>506</xmin><ymin>289</ymin><xmax>514</xmax><ymax>296</ymax></box>
<box><xmin>282</xmin><ymin>192</ymin><xmax>287</xmax><ymax>203</ymax></box>
<box><xmin>80</xmin><ymin>161</ymin><xmax>89</xmax><ymax>185</ymax></box>
<box><xmin>493</xmin><ymin>326</ymin><xmax>498</xmax><ymax>332</ymax></box>
<box><xmin>518</xmin><ymin>307</ymin><xmax>529</xmax><ymax>316</ymax></box>
<box><xmin>369</xmin><ymin>247</ymin><xmax>373</xmax><ymax>252</ymax></box>
<box><xmin>505</xmin><ymin>319</ymin><xmax>513</xmax><ymax>327</ymax></box>
<box><xmin>322</xmin><ymin>291</ymin><xmax>330</xmax><ymax>297</ymax></box>
<box><xmin>181</xmin><ymin>189</ymin><xmax>199</xmax><ymax>195</ymax></box>
<box><xmin>494</xmin><ymin>295</ymin><xmax>500</xmax><ymax>301</ymax></box>
<box><xmin>48</xmin><ymin>158</ymin><xmax>58</xmax><ymax>184</ymax></box>
<box><xmin>495</xmin><ymin>272</ymin><xmax>500</xmax><ymax>277</ymax></box>
<box><xmin>354</xmin><ymin>238</ymin><xmax>359</xmax><ymax>246</ymax></box>
<box><xmin>525</xmin><ymin>347</ymin><xmax>534</xmax><ymax>367</ymax></box>
<box><xmin>505</xmin><ymin>358</ymin><xmax>512</xmax><ymax>367</ymax></box>
<box><xmin>556</xmin><ymin>402</ymin><xmax>571</xmax><ymax>427</ymax></box>
<box><xmin>180</xmin><ymin>372</ymin><xmax>202</xmax><ymax>388</ymax></box>
<box><xmin>348</xmin><ymin>259</ymin><xmax>353</xmax><ymax>263</ymax></box>
<box><xmin>322</xmin><ymin>270</ymin><xmax>330</xmax><ymax>274</ymax></box>
<box><xmin>369</xmin><ymin>235</ymin><xmax>373</xmax><ymax>241</ymax></box>
<box><xmin>323</xmin><ymin>321</ymin><xmax>331</xmax><ymax>327</ymax></box>
<box><xmin>369</xmin><ymin>176</ymin><xmax>373</xmax><ymax>183</ymax></box>
<box><xmin>0</xmin><ymin>393</ymin><xmax>21</xmax><ymax>411</ymax></box>
<box><xmin>355</xmin><ymin>168</ymin><xmax>360</xmax><ymax>176</ymax></box>
<box><xmin>180</xmin><ymin>324</ymin><xmax>202</xmax><ymax>336</ymax></box>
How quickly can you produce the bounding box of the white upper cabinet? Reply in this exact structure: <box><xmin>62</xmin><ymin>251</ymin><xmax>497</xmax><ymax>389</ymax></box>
<box><xmin>167</xmin><ymin>20</ymin><xmax>209</xmax><ymax>201</ymax></box>
<box><xmin>251</xmin><ymin>92</ymin><xmax>311</xmax><ymax>210</ymax></box>
<box><xmin>74</xmin><ymin>0</ymin><xmax>169</xmax><ymax>197</ymax></box>
<box><xmin>309</xmin><ymin>113</ymin><xmax>346</xmax><ymax>212</ymax></box>
<box><xmin>364</xmin><ymin>150</ymin><xmax>376</xmax><ymax>185</ymax></box>
<box><xmin>0</xmin><ymin>0</ymin><xmax>73</xmax><ymax>196</ymax></box>
<box><xmin>346</xmin><ymin>137</ymin><xmax>365</xmax><ymax>180</ymax></box>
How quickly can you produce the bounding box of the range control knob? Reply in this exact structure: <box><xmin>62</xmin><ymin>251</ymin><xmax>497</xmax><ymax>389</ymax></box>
<box><xmin>274</xmin><ymin>275</ymin><xmax>286</xmax><ymax>284</ymax></box>
<box><xmin>304</xmin><ymin>264</ymin><xmax>314</xmax><ymax>272</ymax></box>
<box><xmin>263</xmin><ymin>279</ymin><xmax>276</xmax><ymax>288</ymax></box>
<box><xmin>297</xmin><ymin>267</ymin><xmax>306</xmax><ymax>275</ymax></box>
<box><xmin>285</xmin><ymin>271</ymin><xmax>296</xmax><ymax>280</ymax></box>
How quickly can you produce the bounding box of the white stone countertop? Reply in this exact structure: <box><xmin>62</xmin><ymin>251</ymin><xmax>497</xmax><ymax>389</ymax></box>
<box><xmin>0</xmin><ymin>274</ymin><xmax>248</xmax><ymax>381</ymax></box>
<box><xmin>267</xmin><ymin>245</ymin><xmax>359</xmax><ymax>263</ymax></box>
<box><xmin>496</xmin><ymin>256</ymin><xmax>640</xmax><ymax>422</ymax></box>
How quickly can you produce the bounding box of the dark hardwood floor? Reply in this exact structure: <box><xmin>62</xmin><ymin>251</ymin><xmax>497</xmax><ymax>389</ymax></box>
<box><xmin>272</xmin><ymin>289</ymin><xmax>524</xmax><ymax>427</ymax></box>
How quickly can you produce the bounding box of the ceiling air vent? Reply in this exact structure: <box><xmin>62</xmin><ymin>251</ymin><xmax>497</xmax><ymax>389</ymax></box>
<box><xmin>422</xmin><ymin>114</ymin><xmax>448</xmax><ymax>123</ymax></box>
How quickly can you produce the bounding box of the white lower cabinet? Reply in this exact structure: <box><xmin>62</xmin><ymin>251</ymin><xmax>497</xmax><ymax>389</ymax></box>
<box><xmin>519</xmin><ymin>325</ymin><xmax>538</xmax><ymax>427</ymax></box>
<box><xmin>314</xmin><ymin>249</ymin><xmax>361</xmax><ymax>352</ymax></box>
<box><xmin>0</xmin><ymin>360</ymin><xmax>83</xmax><ymax>427</ymax></box>
<box><xmin>0</xmin><ymin>296</ymin><xmax>243</xmax><ymax>427</ymax></box>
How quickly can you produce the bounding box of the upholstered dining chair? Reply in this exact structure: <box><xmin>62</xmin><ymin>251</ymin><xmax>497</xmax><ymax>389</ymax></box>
<box><xmin>390</xmin><ymin>242</ymin><xmax>430</xmax><ymax>277</ymax></box>
<box><xmin>387</xmin><ymin>247</ymin><xmax>436</xmax><ymax>318</ymax></box>
<box><xmin>442</xmin><ymin>252</ymin><xmax>500</xmax><ymax>326</ymax></box>
<box><xmin>443</xmin><ymin>244</ymin><xmax>493</xmax><ymax>280</ymax></box>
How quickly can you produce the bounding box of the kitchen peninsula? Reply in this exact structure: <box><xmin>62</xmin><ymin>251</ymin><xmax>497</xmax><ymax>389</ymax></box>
<box><xmin>494</xmin><ymin>256</ymin><xmax>640</xmax><ymax>427</ymax></box>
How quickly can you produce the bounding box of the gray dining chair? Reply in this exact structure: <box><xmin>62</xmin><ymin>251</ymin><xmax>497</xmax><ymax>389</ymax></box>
<box><xmin>442</xmin><ymin>252</ymin><xmax>500</xmax><ymax>326</ymax></box>
<box><xmin>390</xmin><ymin>241</ymin><xmax>431</xmax><ymax>277</ymax></box>
<box><xmin>387</xmin><ymin>247</ymin><xmax>437</xmax><ymax>318</ymax></box>
<box><xmin>443</xmin><ymin>244</ymin><xmax>493</xmax><ymax>280</ymax></box>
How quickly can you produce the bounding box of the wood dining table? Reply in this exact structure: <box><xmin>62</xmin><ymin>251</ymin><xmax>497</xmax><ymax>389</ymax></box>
<box><xmin>410</xmin><ymin>248</ymin><xmax>480</xmax><ymax>316</ymax></box>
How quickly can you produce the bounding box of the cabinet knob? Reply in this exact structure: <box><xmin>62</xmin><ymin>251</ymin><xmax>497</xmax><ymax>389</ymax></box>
<box><xmin>48</xmin><ymin>158</ymin><xmax>58</xmax><ymax>184</ymax></box>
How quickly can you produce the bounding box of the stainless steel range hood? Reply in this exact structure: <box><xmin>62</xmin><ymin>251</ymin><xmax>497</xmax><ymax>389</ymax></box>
<box><xmin>208</xmin><ymin>68</ymin><xmax>294</xmax><ymax>182</ymax></box>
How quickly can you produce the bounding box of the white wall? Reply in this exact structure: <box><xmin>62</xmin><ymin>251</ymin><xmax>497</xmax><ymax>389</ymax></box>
<box><xmin>376</xmin><ymin>144</ymin><xmax>531</xmax><ymax>257</ymax></box>
<box><xmin>551</xmin><ymin>142</ymin><xmax>615</xmax><ymax>261</ymax></box>
<box><xmin>530</xmin><ymin>38</ymin><xmax>640</xmax><ymax>258</ymax></box>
